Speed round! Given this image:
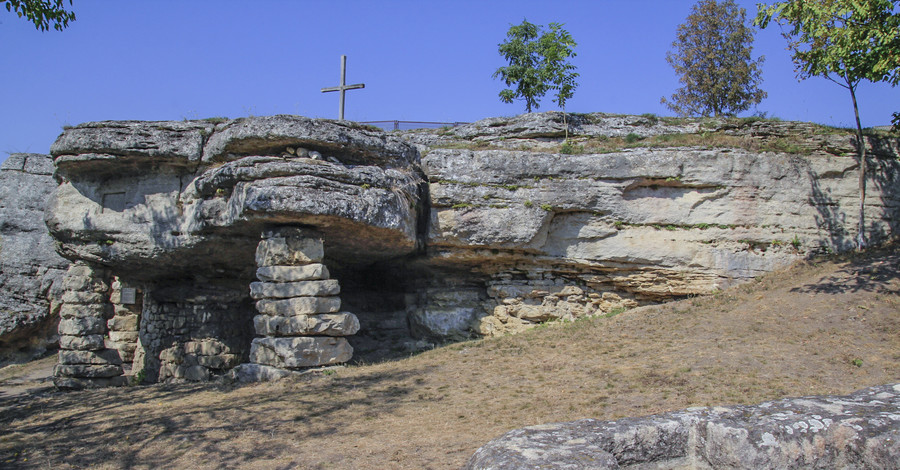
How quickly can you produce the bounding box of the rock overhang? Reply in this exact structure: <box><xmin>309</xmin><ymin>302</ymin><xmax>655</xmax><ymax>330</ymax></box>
<box><xmin>47</xmin><ymin>115</ymin><xmax>426</xmax><ymax>274</ymax></box>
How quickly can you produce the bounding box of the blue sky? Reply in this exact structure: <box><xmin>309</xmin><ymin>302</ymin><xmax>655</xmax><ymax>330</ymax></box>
<box><xmin>1</xmin><ymin>0</ymin><xmax>897</xmax><ymax>157</ymax></box>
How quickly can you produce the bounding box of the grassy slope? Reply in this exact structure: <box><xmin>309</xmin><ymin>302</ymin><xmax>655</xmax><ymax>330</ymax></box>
<box><xmin>1</xmin><ymin>246</ymin><xmax>898</xmax><ymax>469</ymax></box>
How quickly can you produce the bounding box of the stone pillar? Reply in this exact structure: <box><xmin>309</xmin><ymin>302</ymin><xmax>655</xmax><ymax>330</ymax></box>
<box><xmin>248</xmin><ymin>228</ymin><xmax>358</xmax><ymax>371</ymax></box>
<box><xmin>53</xmin><ymin>262</ymin><xmax>126</xmax><ymax>389</ymax></box>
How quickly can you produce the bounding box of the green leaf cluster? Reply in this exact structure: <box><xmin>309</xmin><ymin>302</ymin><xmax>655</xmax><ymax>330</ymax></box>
<box><xmin>493</xmin><ymin>20</ymin><xmax>579</xmax><ymax>113</ymax></box>
<box><xmin>662</xmin><ymin>0</ymin><xmax>767</xmax><ymax>117</ymax></box>
<box><xmin>755</xmin><ymin>0</ymin><xmax>900</xmax><ymax>87</ymax></box>
<box><xmin>3</xmin><ymin>0</ymin><xmax>75</xmax><ymax>32</ymax></box>
<box><xmin>755</xmin><ymin>0</ymin><xmax>900</xmax><ymax>249</ymax></box>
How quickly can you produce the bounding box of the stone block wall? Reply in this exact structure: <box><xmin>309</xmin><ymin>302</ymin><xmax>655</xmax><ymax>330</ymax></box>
<box><xmin>248</xmin><ymin>227</ymin><xmax>358</xmax><ymax>371</ymax></box>
<box><xmin>141</xmin><ymin>282</ymin><xmax>253</xmax><ymax>383</ymax></box>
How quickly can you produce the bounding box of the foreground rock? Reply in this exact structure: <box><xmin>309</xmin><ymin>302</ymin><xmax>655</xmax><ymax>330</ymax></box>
<box><xmin>0</xmin><ymin>154</ymin><xmax>69</xmax><ymax>363</ymax></box>
<box><xmin>466</xmin><ymin>383</ymin><xmax>900</xmax><ymax>469</ymax></box>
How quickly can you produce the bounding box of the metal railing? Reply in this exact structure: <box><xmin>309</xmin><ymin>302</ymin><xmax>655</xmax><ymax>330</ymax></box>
<box><xmin>360</xmin><ymin>120</ymin><xmax>469</xmax><ymax>131</ymax></box>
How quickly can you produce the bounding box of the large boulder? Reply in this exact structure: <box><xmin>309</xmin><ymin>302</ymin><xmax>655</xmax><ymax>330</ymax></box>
<box><xmin>0</xmin><ymin>154</ymin><xmax>69</xmax><ymax>362</ymax></box>
<box><xmin>466</xmin><ymin>383</ymin><xmax>900</xmax><ymax>469</ymax></box>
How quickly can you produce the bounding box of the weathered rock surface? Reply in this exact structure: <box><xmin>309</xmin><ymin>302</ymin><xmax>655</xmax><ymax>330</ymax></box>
<box><xmin>0</xmin><ymin>154</ymin><xmax>69</xmax><ymax>362</ymax></box>
<box><xmin>418</xmin><ymin>118</ymin><xmax>899</xmax><ymax>334</ymax></box>
<box><xmin>47</xmin><ymin>115</ymin><xmax>425</xmax><ymax>278</ymax></box>
<box><xmin>4</xmin><ymin>111</ymin><xmax>895</xmax><ymax>385</ymax></box>
<box><xmin>249</xmin><ymin>336</ymin><xmax>353</xmax><ymax>369</ymax></box>
<box><xmin>466</xmin><ymin>383</ymin><xmax>900</xmax><ymax>469</ymax></box>
<box><xmin>253</xmin><ymin>312</ymin><xmax>360</xmax><ymax>337</ymax></box>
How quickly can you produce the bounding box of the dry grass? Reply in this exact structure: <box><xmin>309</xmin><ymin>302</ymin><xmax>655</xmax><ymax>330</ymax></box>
<box><xmin>1</xmin><ymin>247</ymin><xmax>899</xmax><ymax>469</ymax></box>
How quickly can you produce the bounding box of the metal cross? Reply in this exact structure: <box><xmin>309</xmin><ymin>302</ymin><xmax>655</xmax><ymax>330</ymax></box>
<box><xmin>320</xmin><ymin>55</ymin><xmax>365</xmax><ymax>120</ymax></box>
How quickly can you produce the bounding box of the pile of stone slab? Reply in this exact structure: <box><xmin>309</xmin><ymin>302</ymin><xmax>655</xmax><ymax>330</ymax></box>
<box><xmin>158</xmin><ymin>339</ymin><xmax>239</xmax><ymax>382</ymax></box>
<box><xmin>248</xmin><ymin>227</ymin><xmax>359</xmax><ymax>372</ymax></box>
<box><xmin>54</xmin><ymin>263</ymin><xmax>126</xmax><ymax>388</ymax></box>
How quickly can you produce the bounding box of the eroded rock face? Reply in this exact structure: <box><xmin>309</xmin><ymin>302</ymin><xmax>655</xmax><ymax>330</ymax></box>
<box><xmin>45</xmin><ymin>115</ymin><xmax>423</xmax><ymax>386</ymax></box>
<box><xmin>14</xmin><ymin>112</ymin><xmax>898</xmax><ymax>385</ymax></box>
<box><xmin>466</xmin><ymin>383</ymin><xmax>900</xmax><ymax>469</ymax></box>
<box><xmin>418</xmin><ymin>118</ymin><xmax>900</xmax><ymax>335</ymax></box>
<box><xmin>0</xmin><ymin>154</ymin><xmax>69</xmax><ymax>363</ymax></box>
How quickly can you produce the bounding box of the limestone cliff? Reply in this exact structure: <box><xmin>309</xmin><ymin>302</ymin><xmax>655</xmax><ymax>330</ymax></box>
<box><xmin>407</xmin><ymin>112</ymin><xmax>899</xmax><ymax>337</ymax></box>
<box><xmin>0</xmin><ymin>154</ymin><xmax>69</xmax><ymax>363</ymax></box>
<box><xmin>1</xmin><ymin>111</ymin><xmax>897</xmax><ymax>385</ymax></box>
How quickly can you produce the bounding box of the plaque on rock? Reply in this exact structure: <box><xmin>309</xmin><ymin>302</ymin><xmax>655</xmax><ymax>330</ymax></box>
<box><xmin>120</xmin><ymin>288</ymin><xmax>136</xmax><ymax>305</ymax></box>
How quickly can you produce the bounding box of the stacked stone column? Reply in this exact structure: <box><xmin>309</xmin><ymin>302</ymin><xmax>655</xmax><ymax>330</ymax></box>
<box><xmin>249</xmin><ymin>228</ymin><xmax>359</xmax><ymax>370</ymax></box>
<box><xmin>53</xmin><ymin>262</ymin><xmax>126</xmax><ymax>388</ymax></box>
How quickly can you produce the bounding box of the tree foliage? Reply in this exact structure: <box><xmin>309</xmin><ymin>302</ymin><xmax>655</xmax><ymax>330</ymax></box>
<box><xmin>756</xmin><ymin>0</ymin><xmax>900</xmax><ymax>248</ymax></box>
<box><xmin>3</xmin><ymin>0</ymin><xmax>75</xmax><ymax>31</ymax></box>
<box><xmin>662</xmin><ymin>0</ymin><xmax>766</xmax><ymax>117</ymax></box>
<box><xmin>493</xmin><ymin>19</ymin><xmax>579</xmax><ymax>114</ymax></box>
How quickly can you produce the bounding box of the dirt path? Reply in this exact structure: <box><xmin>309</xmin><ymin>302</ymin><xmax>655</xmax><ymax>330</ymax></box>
<box><xmin>1</xmin><ymin>246</ymin><xmax>898</xmax><ymax>469</ymax></box>
<box><xmin>0</xmin><ymin>354</ymin><xmax>56</xmax><ymax>400</ymax></box>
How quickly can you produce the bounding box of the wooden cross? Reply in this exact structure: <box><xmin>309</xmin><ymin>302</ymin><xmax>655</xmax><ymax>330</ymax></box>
<box><xmin>320</xmin><ymin>55</ymin><xmax>365</xmax><ymax>120</ymax></box>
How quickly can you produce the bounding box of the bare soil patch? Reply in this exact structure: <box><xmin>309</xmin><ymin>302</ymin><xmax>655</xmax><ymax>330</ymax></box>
<box><xmin>1</xmin><ymin>246</ymin><xmax>898</xmax><ymax>469</ymax></box>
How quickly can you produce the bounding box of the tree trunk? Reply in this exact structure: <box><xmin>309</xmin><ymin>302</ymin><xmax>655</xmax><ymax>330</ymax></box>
<box><xmin>848</xmin><ymin>79</ymin><xmax>867</xmax><ymax>250</ymax></box>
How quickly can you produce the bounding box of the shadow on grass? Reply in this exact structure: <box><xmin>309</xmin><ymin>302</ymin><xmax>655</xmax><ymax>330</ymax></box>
<box><xmin>0</xmin><ymin>365</ymin><xmax>432</xmax><ymax>469</ymax></box>
<box><xmin>790</xmin><ymin>248</ymin><xmax>900</xmax><ymax>295</ymax></box>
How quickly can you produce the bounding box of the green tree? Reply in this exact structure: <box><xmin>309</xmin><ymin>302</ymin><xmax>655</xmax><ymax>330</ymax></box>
<box><xmin>662</xmin><ymin>0</ymin><xmax>767</xmax><ymax>117</ymax></box>
<box><xmin>3</xmin><ymin>0</ymin><xmax>75</xmax><ymax>31</ymax></box>
<box><xmin>493</xmin><ymin>20</ymin><xmax>579</xmax><ymax>116</ymax></box>
<box><xmin>756</xmin><ymin>0</ymin><xmax>900</xmax><ymax>249</ymax></box>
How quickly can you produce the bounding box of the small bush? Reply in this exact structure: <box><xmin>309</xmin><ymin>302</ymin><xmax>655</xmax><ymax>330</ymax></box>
<box><xmin>625</xmin><ymin>133</ymin><xmax>643</xmax><ymax>144</ymax></box>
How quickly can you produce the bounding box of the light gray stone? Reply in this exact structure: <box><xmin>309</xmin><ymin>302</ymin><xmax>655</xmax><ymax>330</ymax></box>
<box><xmin>50</xmin><ymin>120</ymin><xmax>215</xmax><ymax>163</ymax></box>
<box><xmin>58</xmin><ymin>316</ymin><xmax>107</xmax><ymax>336</ymax></box>
<box><xmin>255</xmin><ymin>296</ymin><xmax>342</xmax><ymax>316</ymax></box>
<box><xmin>59</xmin><ymin>334</ymin><xmax>105</xmax><ymax>351</ymax></box>
<box><xmin>58</xmin><ymin>349</ymin><xmax>123</xmax><ymax>365</ymax></box>
<box><xmin>196</xmin><ymin>354</ymin><xmax>239</xmax><ymax>369</ymax></box>
<box><xmin>183</xmin><ymin>339</ymin><xmax>228</xmax><ymax>356</ymax></box>
<box><xmin>53</xmin><ymin>375</ymin><xmax>128</xmax><ymax>389</ymax></box>
<box><xmin>253</xmin><ymin>312</ymin><xmax>360</xmax><ymax>337</ymax></box>
<box><xmin>249</xmin><ymin>279</ymin><xmax>340</xmax><ymax>299</ymax></box>
<box><xmin>255</xmin><ymin>236</ymin><xmax>324</xmax><ymax>266</ymax></box>
<box><xmin>255</xmin><ymin>264</ymin><xmax>330</xmax><ymax>282</ymax></box>
<box><xmin>200</xmin><ymin>114</ymin><xmax>418</xmax><ymax>167</ymax></box>
<box><xmin>249</xmin><ymin>336</ymin><xmax>353</xmax><ymax>369</ymax></box>
<box><xmin>59</xmin><ymin>303</ymin><xmax>109</xmax><ymax>319</ymax></box>
<box><xmin>60</xmin><ymin>291</ymin><xmax>107</xmax><ymax>304</ymax></box>
<box><xmin>107</xmin><ymin>330</ymin><xmax>138</xmax><ymax>343</ymax></box>
<box><xmin>53</xmin><ymin>363</ymin><xmax>123</xmax><ymax>379</ymax></box>
<box><xmin>0</xmin><ymin>153</ymin><xmax>69</xmax><ymax>361</ymax></box>
<box><xmin>466</xmin><ymin>383</ymin><xmax>900</xmax><ymax>470</ymax></box>
<box><xmin>226</xmin><ymin>363</ymin><xmax>300</xmax><ymax>383</ymax></box>
<box><xmin>183</xmin><ymin>365</ymin><xmax>210</xmax><ymax>381</ymax></box>
<box><xmin>107</xmin><ymin>314</ymin><xmax>139</xmax><ymax>331</ymax></box>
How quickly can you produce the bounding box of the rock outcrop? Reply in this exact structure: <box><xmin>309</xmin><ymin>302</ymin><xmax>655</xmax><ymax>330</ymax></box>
<box><xmin>465</xmin><ymin>383</ymin><xmax>900</xmax><ymax>469</ymax></box>
<box><xmin>0</xmin><ymin>154</ymin><xmax>69</xmax><ymax>363</ymax></box>
<box><xmin>412</xmin><ymin>113</ymin><xmax>900</xmax><ymax>337</ymax></box>
<box><xmin>45</xmin><ymin>115</ymin><xmax>425</xmax><ymax>387</ymax></box>
<box><xmin>1</xmin><ymin>111</ymin><xmax>896</xmax><ymax>385</ymax></box>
